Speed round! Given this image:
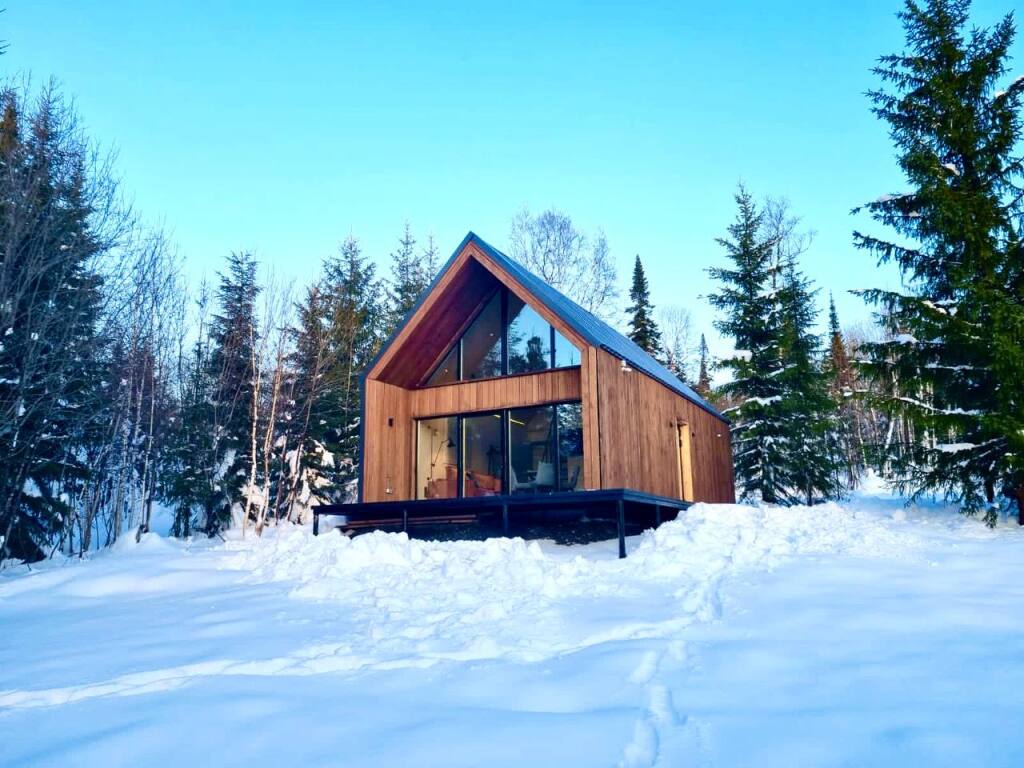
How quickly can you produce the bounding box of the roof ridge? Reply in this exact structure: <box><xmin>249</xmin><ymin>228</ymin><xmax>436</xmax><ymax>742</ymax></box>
<box><xmin>465</xmin><ymin>232</ymin><xmax>724</xmax><ymax>420</ymax></box>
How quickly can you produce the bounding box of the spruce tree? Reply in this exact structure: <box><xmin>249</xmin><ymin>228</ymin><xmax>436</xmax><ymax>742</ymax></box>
<box><xmin>165</xmin><ymin>296</ymin><xmax>218</xmax><ymax>538</ymax></box>
<box><xmin>708</xmin><ymin>188</ymin><xmax>790</xmax><ymax>504</ymax></box>
<box><xmin>626</xmin><ymin>255</ymin><xmax>662</xmax><ymax>357</ymax></box>
<box><xmin>854</xmin><ymin>0</ymin><xmax>1024</xmax><ymax>524</ymax></box>
<box><xmin>322</xmin><ymin>236</ymin><xmax>383</xmax><ymax>500</ymax></box>
<box><xmin>421</xmin><ymin>233</ymin><xmax>440</xmax><ymax>282</ymax></box>
<box><xmin>823</xmin><ymin>294</ymin><xmax>861</xmax><ymax>484</ymax></box>
<box><xmin>386</xmin><ymin>222</ymin><xmax>429</xmax><ymax>335</ymax></box>
<box><xmin>696</xmin><ymin>334</ymin><xmax>713</xmax><ymax>399</ymax></box>
<box><xmin>281</xmin><ymin>284</ymin><xmax>344</xmax><ymax>519</ymax></box>
<box><xmin>204</xmin><ymin>252</ymin><xmax>260</xmax><ymax>533</ymax></box>
<box><xmin>0</xmin><ymin>88</ymin><xmax>108</xmax><ymax>561</ymax></box>
<box><xmin>776</xmin><ymin>262</ymin><xmax>843</xmax><ymax>503</ymax></box>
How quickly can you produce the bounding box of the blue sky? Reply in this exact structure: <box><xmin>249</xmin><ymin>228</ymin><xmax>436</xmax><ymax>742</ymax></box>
<box><xmin>4</xmin><ymin>1</ymin><xmax>1022</xmax><ymax>354</ymax></box>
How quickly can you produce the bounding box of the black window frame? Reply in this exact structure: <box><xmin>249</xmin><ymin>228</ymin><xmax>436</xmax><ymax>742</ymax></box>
<box><xmin>414</xmin><ymin>399</ymin><xmax>583</xmax><ymax>499</ymax></box>
<box><xmin>421</xmin><ymin>286</ymin><xmax>579</xmax><ymax>388</ymax></box>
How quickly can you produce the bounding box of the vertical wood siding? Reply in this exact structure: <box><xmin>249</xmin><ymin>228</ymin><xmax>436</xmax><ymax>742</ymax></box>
<box><xmin>595</xmin><ymin>349</ymin><xmax>735</xmax><ymax>503</ymax></box>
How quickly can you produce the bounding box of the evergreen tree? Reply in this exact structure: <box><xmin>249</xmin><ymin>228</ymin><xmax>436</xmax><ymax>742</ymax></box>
<box><xmin>776</xmin><ymin>262</ymin><xmax>843</xmax><ymax>503</ymax></box>
<box><xmin>0</xmin><ymin>87</ymin><xmax>109</xmax><ymax>561</ymax></box>
<box><xmin>421</xmin><ymin>232</ymin><xmax>440</xmax><ymax>282</ymax></box>
<box><xmin>696</xmin><ymin>334</ymin><xmax>713</xmax><ymax>399</ymax></box>
<box><xmin>854</xmin><ymin>0</ymin><xmax>1024</xmax><ymax>524</ymax></box>
<box><xmin>823</xmin><ymin>294</ymin><xmax>861</xmax><ymax>484</ymax></box>
<box><xmin>164</xmin><ymin>293</ymin><xmax>218</xmax><ymax>538</ymax></box>
<box><xmin>708</xmin><ymin>188</ymin><xmax>790</xmax><ymax>503</ymax></box>
<box><xmin>385</xmin><ymin>222</ymin><xmax>429</xmax><ymax>335</ymax></box>
<box><xmin>320</xmin><ymin>236</ymin><xmax>383</xmax><ymax>500</ymax></box>
<box><xmin>280</xmin><ymin>283</ymin><xmax>344</xmax><ymax>519</ymax></box>
<box><xmin>204</xmin><ymin>252</ymin><xmax>260</xmax><ymax>534</ymax></box>
<box><xmin>824</xmin><ymin>295</ymin><xmax>853</xmax><ymax>395</ymax></box>
<box><xmin>626</xmin><ymin>255</ymin><xmax>662</xmax><ymax>357</ymax></box>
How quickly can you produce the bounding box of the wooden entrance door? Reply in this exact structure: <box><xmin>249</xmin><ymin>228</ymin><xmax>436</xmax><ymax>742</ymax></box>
<box><xmin>677</xmin><ymin>423</ymin><xmax>694</xmax><ymax>502</ymax></box>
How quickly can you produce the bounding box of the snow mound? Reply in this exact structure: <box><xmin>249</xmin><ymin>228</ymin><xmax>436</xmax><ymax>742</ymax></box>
<box><xmin>218</xmin><ymin>501</ymin><xmax>925</xmax><ymax>665</ymax></box>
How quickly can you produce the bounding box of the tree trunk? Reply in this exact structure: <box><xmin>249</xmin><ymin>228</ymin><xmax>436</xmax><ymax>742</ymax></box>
<box><xmin>1015</xmin><ymin>485</ymin><xmax>1024</xmax><ymax>527</ymax></box>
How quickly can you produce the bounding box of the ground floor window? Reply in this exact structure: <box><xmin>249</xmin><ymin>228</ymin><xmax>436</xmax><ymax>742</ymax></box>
<box><xmin>415</xmin><ymin>401</ymin><xmax>583</xmax><ymax>499</ymax></box>
<box><xmin>415</xmin><ymin>416</ymin><xmax>458</xmax><ymax>500</ymax></box>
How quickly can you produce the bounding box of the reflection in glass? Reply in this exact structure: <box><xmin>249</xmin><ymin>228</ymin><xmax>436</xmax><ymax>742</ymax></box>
<box><xmin>508</xmin><ymin>294</ymin><xmax>551</xmax><ymax>374</ymax></box>
<box><xmin>426</xmin><ymin>345</ymin><xmax>458</xmax><ymax>386</ymax></box>
<box><xmin>422</xmin><ymin>286</ymin><xmax>583</xmax><ymax>386</ymax></box>
<box><xmin>554</xmin><ymin>329</ymin><xmax>581</xmax><ymax>368</ymax></box>
<box><xmin>416</xmin><ymin>416</ymin><xmax>458</xmax><ymax>499</ymax></box>
<box><xmin>463</xmin><ymin>412</ymin><xmax>503</xmax><ymax>497</ymax></box>
<box><xmin>461</xmin><ymin>292</ymin><xmax>503</xmax><ymax>380</ymax></box>
<box><xmin>509</xmin><ymin>406</ymin><xmax>556</xmax><ymax>494</ymax></box>
<box><xmin>557</xmin><ymin>403</ymin><xmax>584</xmax><ymax>491</ymax></box>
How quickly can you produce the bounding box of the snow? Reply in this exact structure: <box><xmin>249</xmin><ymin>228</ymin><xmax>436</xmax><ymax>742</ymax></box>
<box><xmin>1</xmin><ymin>486</ymin><xmax>1023</xmax><ymax>766</ymax></box>
<box><xmin>995</xmin><ymin>75</ymin><xmax>1024</xmax><ymax>98</ymax></box>
<box><xmin>741</xmin><ymin>395</ymin><xmax>781</xmax><ymax>406</ymax></box>
<box><xmin>936</xmin><ymin>442</ymin><xmax>977</xmax><ymax>453</ymax></box>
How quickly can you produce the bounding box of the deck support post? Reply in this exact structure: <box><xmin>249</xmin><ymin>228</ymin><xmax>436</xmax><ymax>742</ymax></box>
<box><xmin>617</xmin><ymin>499</ymin><xmax>626</xmax><ymax>559</ymax></box>
<box><xmin>501</xmin><ymin>503</ymin><xmax>509</xmax><ymax>535</ymax></box>
<box><xmin>402</xmin><ymin>508</ymin><xmax>408</xmax><ymax>533</ymax></box>
<box><xmin>654</xmin><ymin>504</ymin><xmax>661</xmax><ymax>526</ymax></box>
<box><xmin>313</xmin><ymin>511</ymin><xmax>319</xmax><ymax>536</ymax></box>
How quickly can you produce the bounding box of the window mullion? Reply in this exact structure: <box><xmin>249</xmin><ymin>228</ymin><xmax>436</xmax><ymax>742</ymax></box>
<box><xmin>552</xmin><ymin>404</ymin><xmax>561</xmax><ymax>492</ymax></box>
<box><xmin>501</xmin><ymin>288</ymin><xmax>509</xmax><ymax>376</ymax></box>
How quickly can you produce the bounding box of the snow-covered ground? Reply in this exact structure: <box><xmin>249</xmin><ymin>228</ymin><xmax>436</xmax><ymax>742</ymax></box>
<box><xmin>2</xmin><ymin>483</ymin><xmax>1023</xmax><ymax>767</ymax></box>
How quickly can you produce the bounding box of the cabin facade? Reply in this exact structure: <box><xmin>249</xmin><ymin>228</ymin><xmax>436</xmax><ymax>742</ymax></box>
<box><xmin>356</xmin><ymin>233</ymin><xmax>734</xmax><ymax>509</ymax></box>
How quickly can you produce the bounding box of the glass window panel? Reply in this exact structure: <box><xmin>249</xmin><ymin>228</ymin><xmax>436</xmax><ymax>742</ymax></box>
<box><xmin>463</xmin><ymin>412</ymin><xmax>504</xmax><ymax>497</ymax></box>
<box><xmin>508</xmin><ymin>406</ymin><xmax>556</xmax><ymax>494</ymax></box>
<box><xmin>507</xmin><ymin>294</ymin><xmax>552</xmax><ymax>374</ymax></box>
<box><xmin>425</xmin><ymin>344</ymin><xmax>459</xmax><ymax>386</ymax></box>
<box><xmin>557</xmin><ymin>403</ymin><xmax>584</xmax><ymax>491</ymax></box>
<box><xmin>461</xmin><ymin>292</ymin><xmax>503</xmax><ymax>380</ymax></box>
<box><xmin>553</xmin><ymin>329</ymin><xmax>581</xmax><ymax>368</ymax></box>
<box><xmin>416</xmin><ymin>417</ymin><xmax>458</xmax><ymax>500</ymax></box>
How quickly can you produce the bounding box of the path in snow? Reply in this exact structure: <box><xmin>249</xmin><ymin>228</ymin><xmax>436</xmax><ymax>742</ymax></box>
<box><xmin>1</xmin><ymin>488</ymin><xmax>1022</xmax><ymax>767</ymax></box>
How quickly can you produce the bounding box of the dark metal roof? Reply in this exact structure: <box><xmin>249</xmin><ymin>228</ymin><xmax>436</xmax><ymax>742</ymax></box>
<box><xmin>365</xmin><ymin>231</ymin><xmax>724</xmax><ymax>421</ymax></box>
<box><xmin>467</xmin><ymin>233</ymin><xmax>724</xmax><ymax>420</ymax></box>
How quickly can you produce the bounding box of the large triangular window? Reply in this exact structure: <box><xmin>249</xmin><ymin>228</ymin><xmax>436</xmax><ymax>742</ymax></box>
<box><xmin>423</xmin><ymin>286</ymin><xmax>581</xmax><ymax>387</ymax></box>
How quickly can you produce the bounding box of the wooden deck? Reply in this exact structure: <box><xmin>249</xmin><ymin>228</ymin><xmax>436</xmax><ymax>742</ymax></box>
<box><xmin>313</xmin><ymin>489</ymin><xmax>690</xmax><ymax>558</ymax></box>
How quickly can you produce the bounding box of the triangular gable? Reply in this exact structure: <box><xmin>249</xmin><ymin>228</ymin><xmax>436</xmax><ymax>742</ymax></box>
<box><xmin>367</xmin><ymin>232</ymin><xmax>723</xmax><ymax>420</ymax></box>
<box><xmin>367</xmin><ymin>234</ymin><xmax>588</xmax><ymax>388</ymax></box>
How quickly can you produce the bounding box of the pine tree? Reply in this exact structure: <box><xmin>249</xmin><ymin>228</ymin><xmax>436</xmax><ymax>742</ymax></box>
<box><xmin>696</xmin><ymin>334</ymin><xmax>713</xmax><ymax>399</ymax></box>
<box><xmin>626</xmin><ymin>255</ymin><xmax>662</xmax><ymax>357</ymax></box>
<box><xmin>854</xmin><ymin>0</ymin><xmax>1024</xmax><ymax>524</ymax></box>
<box><xmin>385</xmin><ymin>222</ymin><xmax>429</xmax><ymax>335</ymax></box>
<box><xmin>708</xmin><ymin>188</ymin><xmax>790</xmax><ymax>504</ymax></box>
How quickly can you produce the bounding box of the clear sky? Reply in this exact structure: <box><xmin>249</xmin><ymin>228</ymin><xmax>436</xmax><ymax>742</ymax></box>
<box><xmin>3</xmin><ymin>0</ymin><xmax>1022</xmax><ymax>355</ymax></box>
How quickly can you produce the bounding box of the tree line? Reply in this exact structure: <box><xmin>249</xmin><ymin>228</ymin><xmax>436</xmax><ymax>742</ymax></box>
<box><xmin>685</xmin><ymin>0</ymin><xmax>1023</xmax><ymax>523</ymax></box>
<box><xmin>1</xmin><ymin>0</ymin><xmax>1021</xmax><ymax>564</ymax></box>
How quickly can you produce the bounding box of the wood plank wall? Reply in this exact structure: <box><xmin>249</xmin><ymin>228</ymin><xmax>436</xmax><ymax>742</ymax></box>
<box><xmin>594</xmin><ymin>349</ymin><xmax>735</xmax><ymax>503</ymax></box>
<box><xmin>410</xmin><ymin>367</ymin><xmax>580</xmax><ymax>418</ymax></box>
<box><xmin>362</xmin><ymin>368</ymin><xmax>583</xmax><ymax>502</ymax></box>
<box><xmin>362</xmin><ymin>379</ymin><xmax>413</xmax><ymax>503</ymax></box>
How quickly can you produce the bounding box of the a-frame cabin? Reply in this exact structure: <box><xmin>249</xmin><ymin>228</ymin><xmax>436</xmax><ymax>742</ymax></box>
<box><xmin>316</xmin><ymin>233</ymin><xmax>734</xmax><ymax>553</ymax></box>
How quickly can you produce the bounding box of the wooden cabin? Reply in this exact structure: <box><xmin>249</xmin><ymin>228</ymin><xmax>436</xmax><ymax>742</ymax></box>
<box><xmin>357</xmin><ymin>232</ymin><xmax>734</xmax><ymax>507</ymax></box>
